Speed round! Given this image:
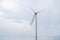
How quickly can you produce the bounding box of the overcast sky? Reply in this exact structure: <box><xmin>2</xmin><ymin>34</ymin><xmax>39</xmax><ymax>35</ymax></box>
<box><xmin>0</xmin><ymin>0</ymin><xmax>60</xmax><ymax>40</ymax></box>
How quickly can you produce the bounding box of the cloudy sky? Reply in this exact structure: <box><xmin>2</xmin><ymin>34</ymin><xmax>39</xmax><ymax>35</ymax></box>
<box><xmin>0</xmin><ymin>0</ymin><xmax>60</xmax><ymax>40</ymax></box>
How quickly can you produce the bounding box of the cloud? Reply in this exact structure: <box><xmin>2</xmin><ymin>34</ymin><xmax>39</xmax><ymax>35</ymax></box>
<box><xmin>0</xmin><ymin>11</ymin><xmax>4</xmax><ymax>17</ymax></box>
<box><xmin>0</xmin><ymin>18</ymin><xmax>32</xmax><ymax>33</ymax></box>
<box><xmin>48</xmin><ymin>0</ymin><xmax>60</xmax><ymax>35</ymax></box>
<box><xmin>6</xmin><ymin>19</ymin><xmax>32</xmax><ymax>32</ymax></box>
<box><xmin>1</xmin><ymin>0</ymin><xmax>20</xmax><ymax>12</ymax></box>
<box><xmin>48</xmin><ymin>0</ymin><xmax>60</xmax><ymax>16</ymax></box>
<box><xmin>48</xmin><ymin>24</ymin><xmax>60</xmax><ymax>36</ymax></box>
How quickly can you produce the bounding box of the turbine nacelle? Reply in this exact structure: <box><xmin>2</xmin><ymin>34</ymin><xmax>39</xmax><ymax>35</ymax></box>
<box><xmin>35</xmin><ymin>13</ymin><xmax>37</xmax><ymax>15</ymax></box>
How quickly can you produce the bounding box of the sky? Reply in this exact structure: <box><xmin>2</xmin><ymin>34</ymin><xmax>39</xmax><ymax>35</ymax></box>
<box><xmin>0</xmin><ymin>0</ymin><xmax>60</xmax><ymax>40</ymax></box>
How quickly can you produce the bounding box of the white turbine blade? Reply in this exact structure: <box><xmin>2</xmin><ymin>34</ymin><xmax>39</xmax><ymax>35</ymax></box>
<box><xmin>31</xmin><ymin>14</ymin><xmax>36</xmax><ymax>25</ymax></box>
<box><xmin>36</xmin><ymin>9</ymin><xmax>46</xmax><ymax>14</ymax></box>
<box><xmin>29</xmin><ymin>6</ymin><xmax>35</xmax><ymax>13</ymax></box>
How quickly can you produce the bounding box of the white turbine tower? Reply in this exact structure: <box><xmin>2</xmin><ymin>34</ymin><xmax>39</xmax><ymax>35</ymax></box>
<box><xmin>30</xmin><ymin>7</ymin><xmax>45</xmax><ymax>40</ymax></box>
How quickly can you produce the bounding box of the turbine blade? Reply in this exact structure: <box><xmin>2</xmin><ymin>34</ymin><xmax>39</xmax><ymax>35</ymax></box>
<box><xmin>31</xmin><ymin>14</ymin><xmax>36</xmax><ymax>25</ymax></box>
<box><xmin>36</xmin><ymin>9</ymin><xmax>46</xmax><ymax>14</ymax></box>
<box><xmin>29</xmin><ymin>6</ymin><xmax>35</xmax><ymax>13</ymax></box>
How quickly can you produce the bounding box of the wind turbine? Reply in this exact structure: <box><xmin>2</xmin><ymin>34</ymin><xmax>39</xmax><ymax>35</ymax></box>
<box><xmin>30</xmin><ymin>7</ymin><xmax>45</xmax><ymax>40</ymax></box>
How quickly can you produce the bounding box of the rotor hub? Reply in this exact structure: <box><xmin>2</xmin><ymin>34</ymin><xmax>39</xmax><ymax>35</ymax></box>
<box><xmin>35</xmin><ymin>13</ymin><xmax>37</xmax><ymax>15</ymax></box>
